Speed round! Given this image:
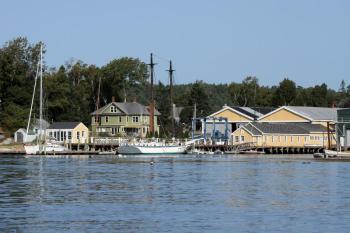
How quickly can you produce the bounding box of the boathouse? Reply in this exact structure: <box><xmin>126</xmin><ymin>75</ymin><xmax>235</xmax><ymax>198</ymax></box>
<box><xmin>204</xmin><ymin>105</ymin><xmax>275</xmax><ymax>136</ymax></box>
<box><xmin>47</xmin><ymin>122</ymin><xmax>89</xmax><ymax>144</ymax></box>
<box><xmin>232</xmin><ymin>122</ymin><xmax>335</xmax><ymax>149</ymax></box>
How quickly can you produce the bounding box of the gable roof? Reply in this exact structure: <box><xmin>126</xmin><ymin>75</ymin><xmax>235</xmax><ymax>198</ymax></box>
<box><xmin>210</xmin><ymin>105</ymin><xmax>276</xmax><ymax>121</ymax></box>
<box><xmin>258</xmin><ymin>106</ymin><xmax>338</xmax><ymax>122</ymax></box>
<box><xmin>48</xmin><ymin>122</ymin><xmax>82</xmax><ymax>129</ymax></box>
<box><xmin>91</xmin><ymin>102</ymin><xmax>161</xmax><ymax>116</ymax></box>
<box><xmin>247</xmin><ymin>122</ymin><xmax>329</xmax><ymax>135</ymax></box>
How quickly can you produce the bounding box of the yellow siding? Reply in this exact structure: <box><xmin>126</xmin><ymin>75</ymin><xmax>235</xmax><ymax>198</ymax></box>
<box><xmin>213</xmin><ymin>108</ymin><xmax>251</xmax><ymax>122</ymax></box>
<box><xmin>231</xmin><ymin>128</ymin><xmax>255</xmax><ymax>144</ymax></box>
<box><xmin>259</xmin><ymin>108</ymin><xmax>309</xmax><ymax>122</ymax></box>
<box><xmin>231</xmin><ymin>129</ymin><xmax>336</xmax><ymax>148</ymax></box>
<box><xmin>72</xmin><ymin>123</ymin><xmax>89</xmax><ymax>144</ymax></box>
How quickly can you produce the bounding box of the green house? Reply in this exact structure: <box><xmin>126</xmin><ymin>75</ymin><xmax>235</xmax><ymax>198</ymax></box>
<box><xmin>91</xmin><ymin>101</ymin><xmax>160</xmax><ymax>138</ymax></box>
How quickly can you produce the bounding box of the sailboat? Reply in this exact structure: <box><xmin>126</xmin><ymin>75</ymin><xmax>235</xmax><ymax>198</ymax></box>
<box><xmin>118</xmin><ymin>54</ymin><xmax>188</xmax><ymax>155</ymax></box>
<box><xmin>24</xmin><ymin>45</ymin><xmax>68</xmax><ymax>155</ymax></box>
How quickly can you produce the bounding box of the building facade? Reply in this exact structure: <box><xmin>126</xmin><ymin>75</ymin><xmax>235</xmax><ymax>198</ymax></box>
<box><xmin>91</xmin><ymin>101</ymin><xmax>160</xmax><ymax>138</ymax></box>
<box><xmin>47</xmin><ymin>122</ymin><xmax>89</xmax><ymax>144</ymax></box>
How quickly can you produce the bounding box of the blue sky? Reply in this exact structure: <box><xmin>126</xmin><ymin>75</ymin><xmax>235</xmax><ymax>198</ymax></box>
<box><xmin>1</xmin><ymin>0</ymin><xmax>350</xmax><ymax>88</ymax></box>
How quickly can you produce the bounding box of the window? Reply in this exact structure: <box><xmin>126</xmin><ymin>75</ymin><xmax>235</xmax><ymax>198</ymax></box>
<box><xmin>49</xmin><ymin>132</ymin><xmax>52</xmax><ymax>137</ymax></box>
<box><xmin>126</xmin><ymin>116</ymin><xmax>129</xmax><ymax>122</ymax></box>
<box><xmin>304</xmin><ymin>136</ymin><xmax>307</xmax><ymax>142</ymax></box>
<box><xmin>64</xmin><ymin>131</ymin><xmax>67</xmax><ymax>140</ymax></box>
<box><xmin>82</xmin><ymin>131</ymin><xmax>85</xmax><ymax>137</ymax></box>
<box><xmin>68</xmin><ymin>131</ymin><xmax>72</xmax><ymax>140</ymax></box>
<box><xmin>77</xmin><ymin>132</ymin><xmax>80</xmax><ymax>140</ymax></box>
<box><xmin>119</xmin><ymin>116</ymin><xmax>122</xmax><ymax>122</ymax></box>
<box><xmin>54</xmin><ymin>131</ymin><xmax>57</xmax><ymax>139</ymax></box>
<box><xmin>241</xmin><ymin>136</ymin><xmax>245</xmax><ymax>142</ymax></box>
<box><xmin>112</xmin><ymin>128</ymin><xmax>116</xmax><ymax>135</ymax></box>
<box><xmin>132</xmin><ymin>116</ymin><xmax>139</xmax><ymax>123</ymax></box>
<box><xmin>105</xmin><ymin>116</ymin><xmax>109</xmax><ymax>123</ymax></box>
<box><xmin>111</xmin><ymin>106</ymin><xmax>116</xmax><ymax>113</ymax></box>
<box><xmin>235</xmin><ymin>136</ymin><xmax>239</xmax><ymax>142</ymax></box>
<box><xmin>143</xmin><ymin>127</ymin><xmax>146</xmax><ymax>134</ymax></box>
<box><xmin>61</xmin><ymin>131</ymin><xmax>64</xmax><ymax>141</ymax></box>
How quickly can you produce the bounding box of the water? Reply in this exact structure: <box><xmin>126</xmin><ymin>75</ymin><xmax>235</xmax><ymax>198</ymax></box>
<box><xmin>1</xmin><ymin>154</ymin><xmax>350</xmax><ymax>233</ymax></box>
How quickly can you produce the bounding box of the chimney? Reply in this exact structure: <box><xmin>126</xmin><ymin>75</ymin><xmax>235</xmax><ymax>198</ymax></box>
<box><xmin>112</xmin><ymin>96</ymin><xmax>115</xmax><ymax>102</ymax></box>
<box><xmin>331</xmin><ymin>101</ymin><xmax>336</xmax><ymax>108</ymax></box>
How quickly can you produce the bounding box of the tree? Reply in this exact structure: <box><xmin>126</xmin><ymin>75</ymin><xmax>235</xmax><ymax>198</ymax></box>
<box><xmin>0</xmin><ymin>37</ymin><xmax>42</xmax><ymax>132</ymax></box>
<box><xmin>273</xmin><ymin>78</ymin><xmax>297</xmax><ymax>106</ymax></box>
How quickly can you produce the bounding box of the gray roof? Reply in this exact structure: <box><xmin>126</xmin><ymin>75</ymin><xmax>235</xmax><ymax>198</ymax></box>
<box><xmin>243</xmin><ymin>124</ymin><xmax>262</xmax><ymax>135</ymax></box>
<box><xmin>91</xmin><ymin>102</ymin><xmax>161</xmax><ymax>116</ymax></box>
<box><xmin>225</xmin><ymin>106</ymin><xmax>276</xmax><ymax>120</ymax></box>
<box><xmin>48</xmin><ymin>122</ymin><xmax>81</xmax><ymax>129</ymax></box>
<box><xmin>246</xmin><ymin>122</ymin><xmax>329</xmax><ymax>135</ymax></box>
<box><xmin>286</xmin><ymin>106</ymin><xmax>338</xmax><ymax>121</ymax></box>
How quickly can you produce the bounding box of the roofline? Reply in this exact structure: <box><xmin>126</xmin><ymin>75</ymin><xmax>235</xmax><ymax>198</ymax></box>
<box><xmin>209</xmin><ymin>106</ymin><xmax>254</xmax><ymax>120</ymax></box>
<box><xmin>248</xmin><ymin>122</ymin><xmax>264</xmax><ymax>134</ymax></box>
<box><xmin>257</xmin><ymin>106</ymin><xmax>313</xmax><ymax>121</ymax></box>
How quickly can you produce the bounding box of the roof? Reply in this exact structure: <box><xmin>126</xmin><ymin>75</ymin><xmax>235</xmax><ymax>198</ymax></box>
<box><xmin>211</xmin><ymin>105</ymin><xmax>276</xmax><ymax>120</ymax></box>
<box><xmin>15</xmin><ymin>128</ymin><xmax>35</xmax><ymax>135</ymax></box>
<box><xmin>91</xmin><ymin>102</ymin><xmax>161</xmax><ymax>116</ymax></box>
<box><xmin>259</xmin><ymin>106</ymin><xmax>338</xmax><ymax>122</ymax></box>
<box><xmin>243</xmin><ymin>122</ymin><xmax>329</xmax><ymax>135</ymax></box>
<box><xmin>243</xmin><ymin>124</ymin><xmax>262</xmax><ymax>135</ymax></box>
<box><xmin>286</xmin><ymin>106</ymin><xmax>338</xmax><ymax>121</ymax></box>
<box><xmin>48</xmin><ymin>122</ymin><xmax>81</xmax><ymax>129</ymax></box>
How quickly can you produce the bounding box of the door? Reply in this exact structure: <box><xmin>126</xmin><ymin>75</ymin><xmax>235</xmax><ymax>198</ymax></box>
<box><xmin>16</xmin><ymin>132</ymin><xmax>24</xmax><ymax>143</ymax></box>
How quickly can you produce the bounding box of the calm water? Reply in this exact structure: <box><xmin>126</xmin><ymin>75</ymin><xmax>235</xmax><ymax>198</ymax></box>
<box><xmin>1</xmin><ymin>154</ymin><xmax>350</xmax><ymax>233</ymax></box>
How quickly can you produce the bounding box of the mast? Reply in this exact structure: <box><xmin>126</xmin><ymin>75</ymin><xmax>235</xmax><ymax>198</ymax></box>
<box><xmin>39</xmin><ymin>44</ymin><xmax>43</xmax><ymax>151</ymax></box>
<box><xmin>148</xmin><ymin>53</ymin><xmax>156</xmax><ymax>135</ymax></box>
<box><xmin>167</xmin><ymin>60</ymin><xmax>175</xmax><ymax>137</ymax></box>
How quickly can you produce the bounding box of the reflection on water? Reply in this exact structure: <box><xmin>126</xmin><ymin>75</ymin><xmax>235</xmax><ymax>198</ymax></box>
<box><xmin>1</xmin><ymin>154</ymin><xmax>350</xmax><ymax>233</ymax></box>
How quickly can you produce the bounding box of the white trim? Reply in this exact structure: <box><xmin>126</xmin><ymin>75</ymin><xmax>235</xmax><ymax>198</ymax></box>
<box><xmin>209</xmin><ymin>106</ymin><xmax>254</xmax><ymax>121</ymax></box>
<box><xmin>257</xmin><ymin>106</ymin><xmax>313</xmax><ymax>121</ymax></box>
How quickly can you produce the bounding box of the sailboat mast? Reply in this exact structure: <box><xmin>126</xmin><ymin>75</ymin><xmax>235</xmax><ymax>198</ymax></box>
<box><xmin>39</xmin><ymin>44</ymin><xmax>43</xmax><ymax>141</ymax></box>
<box><xmin>149</xmin><ymin>53</ymin><xmax>156</xmax><ymax>134</ymax></box>
<box><xmin>167</xmin><ymin>60</ymin><xmax>175</xmax><ymax>137</ymax></box>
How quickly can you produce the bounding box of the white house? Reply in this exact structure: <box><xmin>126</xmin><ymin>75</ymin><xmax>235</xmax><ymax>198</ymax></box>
<box><xmin>14</xmin><ymin>119</ymin><xmax>50</xmax><ymax>143</ymax></box>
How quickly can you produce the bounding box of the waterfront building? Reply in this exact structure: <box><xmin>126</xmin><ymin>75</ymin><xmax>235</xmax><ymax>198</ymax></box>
<box><xmin>257</xmin><ymin>106</ymin><xmax>338</xmax><ymax>126</ymax></box>
<box><xmin>336</xmin><ymin>108</ymin><xmax>350</xmax><ymax>150</ymax></box>
<box><xmin>47</xmin><ymin>122</ymin><xmax>89</xmax><ymax>144</ymax></box>
<box><xmin>14</xmin><ymin>119</ymin><xmax>50</xmax><ymax>143</ymax></box>
<box><xmin>231</xmin><ymin>122</ymin><xmax>336</xmax><ymax>148</ymax></box>
<box><xmin>203</xmin><ymin>105</ymin><xmax>275</xmax><ymax>137</ymax></box>
<box><xmin>91</xmin><ymin>101</ymin><xmax>161</xmax><ymax>138</ymax></box>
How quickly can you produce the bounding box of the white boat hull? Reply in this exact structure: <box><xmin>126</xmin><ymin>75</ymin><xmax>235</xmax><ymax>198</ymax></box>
<box><xmin>25</xmin><ymin>144</ymin><xmax>68</xmax><ymax>155</ymax></box>
<box><xmin>118</xmin><ymin>145</ymin><xmax>187</xmax><ymax>155</ymax></box>
<box><xmin>324</xmin><ymin>149</ymin><xmax>350</xmax><ymax>158</ymax></box>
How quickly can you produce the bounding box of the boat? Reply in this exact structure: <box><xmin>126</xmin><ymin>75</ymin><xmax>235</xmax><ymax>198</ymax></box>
<box><xmin>118</xmin><ymin>140</ymin><xmax>187</xmax><ymax>155</ymax></box>
<box><xmin>24</xmin><ymin>45</ymin><xmax>68</xmax><ymax>155</ymax></box>
<box><xmin>324</xmin><ymin>149</ymin><xmax>350</xmax><ymax>158</ymax></box>
<box><xmin>118</xmin><ymin>55</ymin><xmax>190</xmax><ymax>155</ymax></box>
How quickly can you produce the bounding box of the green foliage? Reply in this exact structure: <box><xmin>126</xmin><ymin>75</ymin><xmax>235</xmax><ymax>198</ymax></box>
<box><xmin>1</xmin><ymin>37</ymin><xmax>350</xmax><ymax>136</ymax></box>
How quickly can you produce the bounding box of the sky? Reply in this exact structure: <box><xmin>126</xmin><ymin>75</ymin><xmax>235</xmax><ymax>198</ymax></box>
<box><xmin>1</xmin><ymin>0</ymin><xmax>350</xmax><ymax>89</ymax></box>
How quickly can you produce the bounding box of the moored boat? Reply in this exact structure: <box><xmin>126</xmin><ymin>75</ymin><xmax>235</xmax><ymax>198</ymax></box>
<box><xmin>118</xmin><ymin>141</ymin><xmax>187</xmax><ymax>155</ymax></box>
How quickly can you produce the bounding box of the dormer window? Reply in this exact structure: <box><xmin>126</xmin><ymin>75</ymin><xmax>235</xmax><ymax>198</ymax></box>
<box><xmin>111</xmin><ymin>106</ymin><xmax>116</xmax><ymax>113</ymax></box>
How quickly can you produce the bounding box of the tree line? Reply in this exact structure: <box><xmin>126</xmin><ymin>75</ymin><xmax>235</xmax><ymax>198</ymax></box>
<box><xmin>0</xmin><ymin>37</ymin><xmax>349</xmax><ymax>136</ymax></box>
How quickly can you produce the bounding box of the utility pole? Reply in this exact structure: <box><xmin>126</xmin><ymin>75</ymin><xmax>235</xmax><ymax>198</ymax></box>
<box><xmin>148</xmin><ymin>53</ymin><xmax>156</xmax><ymax>135</ymax></box>
<box><xmin>167</xmin><ymin>60</ymin><xmax>175</xmax><ymax>138</ymax></box>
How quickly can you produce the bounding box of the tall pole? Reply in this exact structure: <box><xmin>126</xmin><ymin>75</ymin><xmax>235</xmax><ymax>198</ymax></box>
<box><xmin>167</xmin><ymin>60</ymin><xmax>175</xmax><ymax>138</ymax></box>
<box><xmin>148</xmin><ymin>53</ymin><xmax>156</xmax><ymax>135</ymax></box>
<box><xmin>39</xmin><ymin>44</ymin><xmax>43</xmax><ymax>152</ymax></box>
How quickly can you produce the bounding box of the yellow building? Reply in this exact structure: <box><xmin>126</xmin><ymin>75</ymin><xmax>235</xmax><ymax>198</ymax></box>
<box><xmin>258</xmin><ymin>106</ymin><xmax>338</xmax><ymax>126</ymax></box>
<box><xmin>232</xmin><ymin>122</ymin><xmax>335</xmax><ymax>148</ymax></box>
<box><xmin>206</xmin><ymin>105</ymin><xmax>275</xmax><ymax>133</ymax></box>
<box><xmin>47</xmin><ymin>122</ymin><xmax>89</xmax><ymax>144</ymax></box>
